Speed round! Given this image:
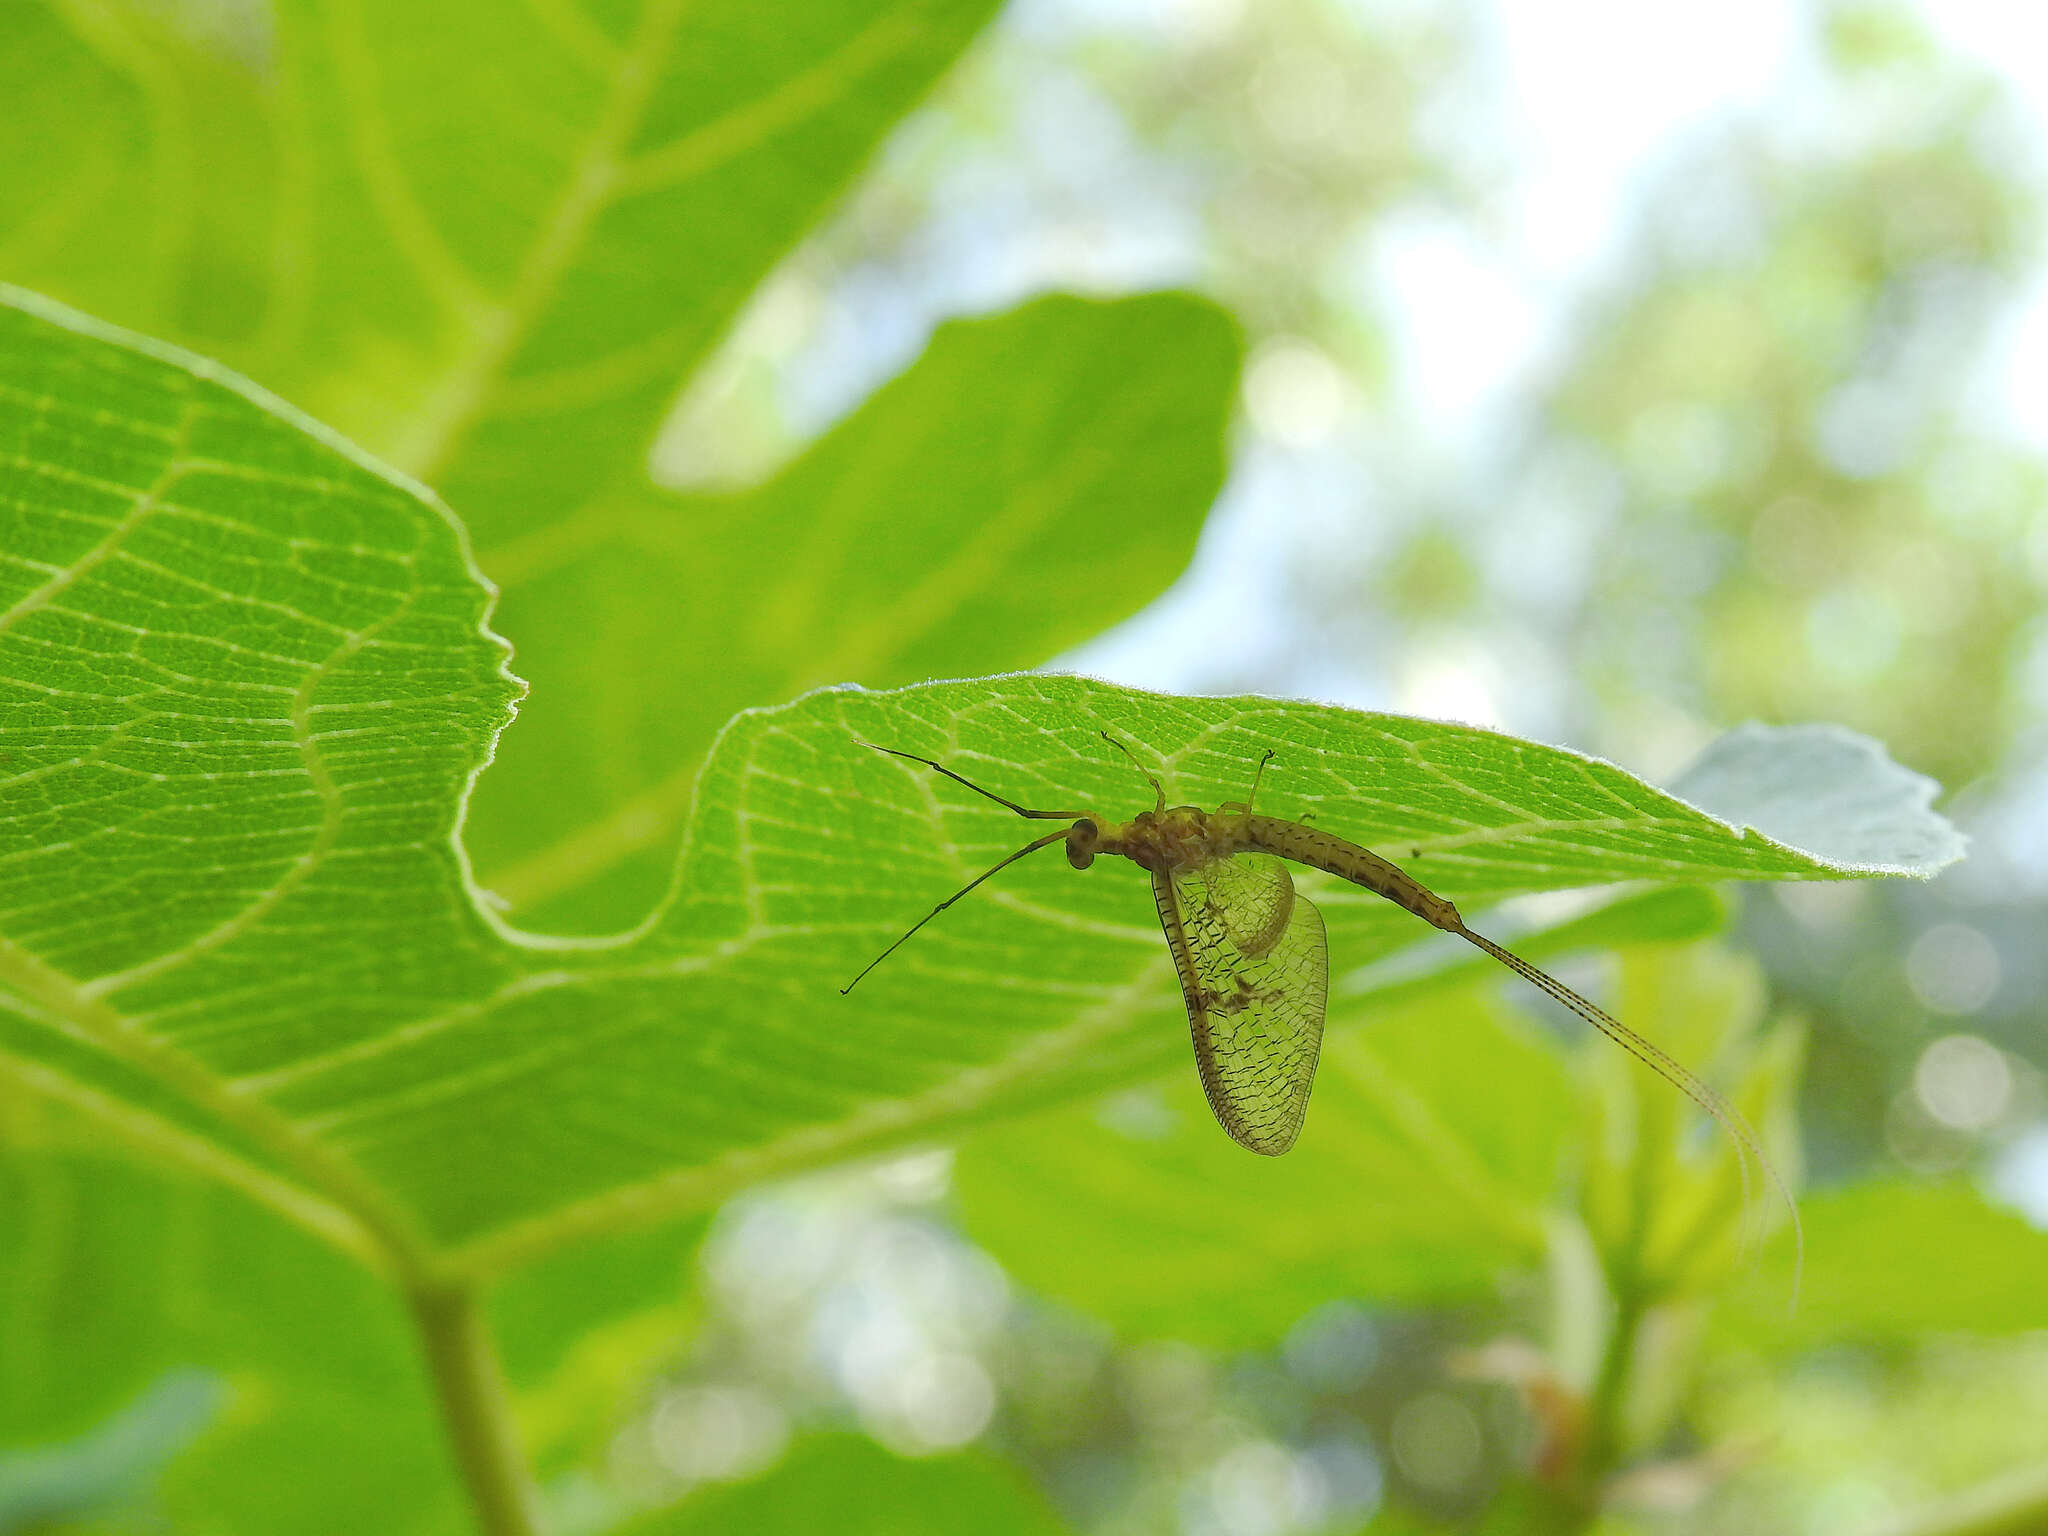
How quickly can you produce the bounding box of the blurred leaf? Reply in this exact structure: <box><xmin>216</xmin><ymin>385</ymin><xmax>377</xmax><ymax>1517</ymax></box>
<box><xmin>951</xmin><ymin>989</ymin><xmax>1574</xmax><ymax>1346</ymax></box>
<box><xmin>947</xmin><ymin>906</ymin><xmax>1743</xmax><ymax>1349</ymax></box>
<box><xmin>490</xmin><ymin>1217</ymin><xmax>708</xmax><ymax>1394</ymax></box>
<box><xmin>1668</xmin><ymin>723</ymin><xmax>1966</xmax><ymax>875</ymax></box>
<box><xmin>613</xmin><ymin>1433</ymin><xmax>1072</xmax><ymax>1535</ymax></box>
<box><xmin>0</xmin><ymin>292</ymin><xmax>1951</xmax><ymax>1287</ymax></box>
<box><xmin>491</xmin><ymin>1216</ymin><xmax>710</xmax><ymax>1477</ymax></box>
<box><xmin>0</xmin><ymin>1132</ymin><xmax>712</xmax><ymax>1531</ymax></box>
<box><xmin>473</xmin><ymin>292</ymin><xmax>1241</xmax><ymax>931</ymax></box>
<box><xmin>0</xmin><ymin>0</ymin><xmax>1006</xmax><ymax>535</ymax></box>
<box><xmin>1863</xmin><ymin>1458</ymin><xmax>2048</xmax><ymax>1536</ymax></box>
<box><xmin>0</xmin><ymin>1154</ymin><xmax>464</xmax><ymax>1535</ymax></box>
<box><xmin>1719</xmin><ymin>1181</ymin><xmax>2048</xmax><ymax>1355</ymax></box>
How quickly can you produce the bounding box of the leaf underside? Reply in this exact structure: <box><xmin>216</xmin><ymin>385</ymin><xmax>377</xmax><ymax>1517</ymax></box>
<box><xmin>0</xmin><ymin>292</ymin><xmax>1960</xmax><ymax>1280</ymax></box>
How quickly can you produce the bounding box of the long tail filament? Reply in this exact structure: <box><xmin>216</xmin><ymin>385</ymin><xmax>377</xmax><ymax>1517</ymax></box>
<box><xmin>1455</xmin><ymin>922</ymin><xmax>1802</xmax><ymax>1306</ymax></box>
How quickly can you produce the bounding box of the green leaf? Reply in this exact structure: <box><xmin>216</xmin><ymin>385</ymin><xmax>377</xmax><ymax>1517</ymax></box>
<box><xmin>491</xmin><ymin>1215</ymin><xmax>710</xmax><ymax>1478</ymax></box>
<box><xmin>0</xmin><ymin>1123</ymin><xmax>711</xmax><ymax>1529</ymax></box>
<box><xmin>1576</xmin><ymin>944</ymin><xmax>1807</xmax><ymax>1313</ymax></box>
<box><xmin>612</xmin><ymin>1434</ymin><xmax>1072</xmax><ymax>1536</ymax></box>
<box><xmin>950</xmin><ymin>987</ymin><xmax>1575</xmax><ymax>1346</ymax></box>
<box><xmin>0</xmin><ymin>289</ymin><xmax>1953</xmax><ymax>1287</ymax></box>
<box><xmin>1</xmin><ymin>0</ymin><xmax>1007</xmax><ymax>533</ymax></box>
<box><xmin>0</xmin><ymin>287</ymin><xmax>523</xmax><ymax>1265</ymax></box>
<box><xmin>3</xmin><ymin>0</ymin><xmax>1216</xmax><ymax>936</ymax></box>
<box><xmin>0</xmin><ymin>1153</ymin><xmax>465</xmax><ymax>1535</ymax></box>
<box><xmin>468</xmin><ymin>292</ymin><xmax>1241</xmax><ymax>931</ymax></box>
<box><xmin>1667</xmin><ymin>722</ymin><xmax>1967</xmax><ymax>874</ymax></box>
<box><xmin>1718</xmin><ymin>1181</ymin><xmax>2048</xmax><ymax>1354</ymax></box>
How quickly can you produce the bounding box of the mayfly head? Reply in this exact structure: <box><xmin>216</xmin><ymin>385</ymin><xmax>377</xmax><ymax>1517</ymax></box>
<box><xmin>1064</xmin><ymin>817</ymin><xmax>1103</xmax><ymax>869</ymax></box>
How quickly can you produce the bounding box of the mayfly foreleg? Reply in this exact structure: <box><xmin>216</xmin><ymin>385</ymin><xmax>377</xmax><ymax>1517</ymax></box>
<box><xmin>1100</xmin><ymin>730</ymin><xmax>1167</xmax><ymax>813</ymax></box>
<box><xmin>1221</xmin><ymin>748</ymin><xmax>1277</xmax><ymax>822</ymax></box>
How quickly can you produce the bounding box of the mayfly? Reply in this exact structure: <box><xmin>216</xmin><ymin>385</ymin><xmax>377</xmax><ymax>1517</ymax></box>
<box><xmin>843</xmin><ymin>735</ymin><xmax>1794</xmax><ymax>1249</ymax></box>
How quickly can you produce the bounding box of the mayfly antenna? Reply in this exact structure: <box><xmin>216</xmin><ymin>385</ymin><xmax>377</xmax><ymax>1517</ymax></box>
<box><xmin>851</xmin><ymin>740</ymin><xmax>1086</xmax><ymax>821</ymax></box>
<box><xmin>843</xmin><ymin>740</ymin><xmax>1087</xmax><ymax>994</ymax></box>
<box><xmin>841</xmin><ymin>827</ymin><xmax>1072</xmax><ymax>994</ymax></box>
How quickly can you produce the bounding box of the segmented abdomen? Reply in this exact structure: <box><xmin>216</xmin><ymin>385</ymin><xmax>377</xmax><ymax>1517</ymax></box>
<box><xmin>1243</xmin><ymin>815</ymin><xmax>1461</xmax><ymax>931</ymax></box>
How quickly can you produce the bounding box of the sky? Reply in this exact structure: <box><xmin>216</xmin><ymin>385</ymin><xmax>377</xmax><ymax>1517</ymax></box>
<box><xmin>1057</xmin><ymin>0</ymin><xmax>2048</xmax><ymax>734</ymax></box>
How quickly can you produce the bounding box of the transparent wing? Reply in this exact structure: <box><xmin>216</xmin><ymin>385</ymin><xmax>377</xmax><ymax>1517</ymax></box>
<box><xmin>1152</xmin><ymin>853</ymin><xmax>1329</xmax><ymax>1155</ymax></box>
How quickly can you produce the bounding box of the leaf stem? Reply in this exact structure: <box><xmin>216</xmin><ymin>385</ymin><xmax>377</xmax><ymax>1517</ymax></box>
<box><xmin>1578</xmin><ymin>1286</ymin><xmax>1645</xmax><ymax>1493</ymax></box>
<box><xmin>405</xmin><ymin>1275</ymin><xmax>541</xmax><ymax>1536</ymax></box>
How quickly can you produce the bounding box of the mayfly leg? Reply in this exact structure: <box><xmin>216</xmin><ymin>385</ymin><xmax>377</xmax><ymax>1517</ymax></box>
<box><xmin>1100</xmin><ymin>731</ymin><xmax>1166</xmax><ymax>813</ymax></box>
<box><xmin>1220</xmin><ymin>749</ymin><xmax>1277</xmax><ymax>823</ymax></box>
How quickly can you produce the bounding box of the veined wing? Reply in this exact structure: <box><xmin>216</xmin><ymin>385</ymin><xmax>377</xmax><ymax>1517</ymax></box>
<box><xmin>1152</xmin><ymin>853</ymin><xmax>1329</xmax><ymax>1155</ymax></box>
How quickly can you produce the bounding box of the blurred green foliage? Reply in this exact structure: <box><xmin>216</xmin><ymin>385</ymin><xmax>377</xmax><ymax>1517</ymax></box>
<box><xmin>613</xmin><ymin>1434</ymin><xmax>1071</xmax><ymax>1535</ymax></box>
<box><xmin>1543</xmin><ymin>10</ymin><xmax>2044</xmax><ymax>792</ymax></box>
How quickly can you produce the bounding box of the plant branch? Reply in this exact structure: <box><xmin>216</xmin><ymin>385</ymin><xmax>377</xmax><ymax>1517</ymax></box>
<box><xmin>1578</xmin><ymin>1287</ymin><xmax>1645</xmax><ymax>1494</ymax></box>
<box><xmin>406</xmin><ymin>1275</ymin><xmax>541</xmax><ymax>1536</ymax></box>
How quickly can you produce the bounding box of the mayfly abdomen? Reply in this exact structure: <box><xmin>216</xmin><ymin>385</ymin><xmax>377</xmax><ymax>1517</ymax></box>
<box><xmin>1244</xmin><ymin>815</ymin><xmax>1460</xmax><ymax>931</ymax></box>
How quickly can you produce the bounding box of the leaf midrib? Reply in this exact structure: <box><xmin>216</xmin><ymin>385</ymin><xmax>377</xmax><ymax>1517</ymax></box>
<box><xmin>0</xmin><ymin>930</ymin><xmax>431</xmax><ymax>1273</ymax></box>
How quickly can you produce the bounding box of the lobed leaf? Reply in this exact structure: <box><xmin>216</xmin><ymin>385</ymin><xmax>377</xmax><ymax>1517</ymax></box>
<box><xmin>0</xmin><ymin>289</ymin><xmax>1959</xmax><ymax>1289</ymax></box>
<box><xmin>4</xmin><ymin>0</ymin><xmax>1196</xmax><ymax>935</ymax></box>
<box><xmin>0</xmin><ymin>0</ymin><xmax>1007</xmax><ymax>531</ymax></box>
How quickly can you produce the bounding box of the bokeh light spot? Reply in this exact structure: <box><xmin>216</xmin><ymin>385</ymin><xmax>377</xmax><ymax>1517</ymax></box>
<box><xmin>1905</xmin><ymin>923</ymin><xmax>2002</xmax><ymax>1014</ymax></box>
<box><xmin>1804</xmin><ymin>585</ymin><xmax>1903</xmax><ymax>686</ymax></box>
<box><xmin>651</xmin><ymin>1386</ymin><xmax>788</xmax><ymax>1483</ymax></box>
<box><xmin>893</xmin><ymin>1352</ymin><xmax>997</xmax><ymax>1452</ymax></box>
<box><xmin>1244</xmin><ymin>339</ymin><xmax>1351</xmax><ymax>448</ymax></box>
<box><xmin>1209</xmin><ymin>1440</ymin><xmax>1326</xmax><ymax>1536</ymax></box>
<box><xmin>1816</xmin><ymin>379</ymin><xmax>1920</xmax><ymax>478</ymax></box>
<box><xmin>1283</xmin><ymin>1301</ymin><xmax>1380</xmax><ymax>1392</ymax></box>
<box><xmin>1390</xmin><ymin>1390</ymin><xmax>1482</xmax><ymax>1493</ymax></box>
<box><xmin>1914</xmin><ymin>1033</ymin><xmax>2012</xmax><ymax>1130</ymax></box>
